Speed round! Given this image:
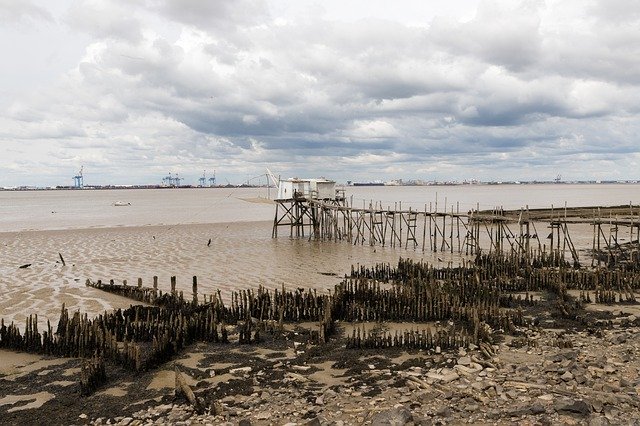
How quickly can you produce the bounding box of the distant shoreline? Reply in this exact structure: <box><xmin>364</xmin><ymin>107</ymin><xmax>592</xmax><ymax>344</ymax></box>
<box><xmin>2</xmin><ymin>180</ymin><xmax>639</xmax><ymax>191</ymax></box>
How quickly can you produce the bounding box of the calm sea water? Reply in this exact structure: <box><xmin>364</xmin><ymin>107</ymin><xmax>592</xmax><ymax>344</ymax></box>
<box><xmin>0</xmin><ymin>184</ymin><xmax>638</xmax><ymax>232</ymax></box>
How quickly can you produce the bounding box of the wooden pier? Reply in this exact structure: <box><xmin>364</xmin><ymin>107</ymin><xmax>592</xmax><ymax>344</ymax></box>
<box><xmin>273</xmin><ymin>194</ymin><xmax>640</xmax><ymax>267</ymax></box>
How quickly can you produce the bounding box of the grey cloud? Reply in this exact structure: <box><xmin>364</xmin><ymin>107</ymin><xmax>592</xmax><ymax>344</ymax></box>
<box><xmin>590</xmin><ymin>0</ymin><xmax>640</xmax><ymax>23</ymax></box>
<box><xmin>150</xmin><ymin>0</ymin><xmax>269</xmax><ymax>32</ymax></box>
<box><xmin>429</xmin><ymin>2</ymin><xmax>543</xmax><ymax>72</ymax></box>
<box><xmin>66</xmin><ymin>0</ymin><xmax>143</xmax><ymax>42</ymax></box>
<box><xmin>0</xmin><ymin>0</ymin><xmax>52</xmax><ymax>24</ymax></box>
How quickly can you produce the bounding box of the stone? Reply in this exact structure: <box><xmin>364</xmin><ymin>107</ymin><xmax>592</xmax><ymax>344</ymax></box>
<box><xmin>238</xmin><ymin>420</ymin><xmax>252</xmax><ymax>426</ymax></box>
<box><xmin>506</xmin><ymin>390</ymin><xmax>519</xmax><ymax>399</ymax></box>
<box><xmin>120</xmin><ymin>418</ymin><xmax>133</xmax><ymax>426</ymax></box>
<box><xmin>561</xmin><ymin>371</ymin><xmax>574</xmax><ymax>381</ymax></box>
<box><xmin>588</xmin><ymin>416</ymin><xmax>610</xmax><ymax>426</ymax></box>
<box><xmin>286</xmin><ymin>372</ymin><xmax>308</xmax><ymax>382</ymax></box>
<box><xmin>530</xmin><ymin>403</ymin><xmax>546</xmax><ymax>415</ymax></box>
<box><xmin>458</xmin><ymin>356</ymin><xmax>472</xmax><ymax>366</ymax></box>
<box><xmin>556</xmin><ymin>399</ymin><xmax>592</xmax><ymax>415</ymax></box>
<box><xmin>591</xmin><ymin>399</ymin><xmax>603</xmax><ymax>413</ymax></box>
<box><xmin>230</xmin><ymin>366</ymin><xmax>252</xmax><ymax>375</ymax></box>
<box><xmin>435</xmin><ymin>407</ymin><xmax>452</xmax><ymax>418</ymax></box>
<box><xmin>293</xmin><ymin>365</ymin><xmax>311</xmax><ymax>371</ymax></box>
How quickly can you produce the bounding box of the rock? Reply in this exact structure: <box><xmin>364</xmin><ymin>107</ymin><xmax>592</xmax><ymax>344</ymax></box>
<box><xmin>79</xmin><ymin>414</ymin><xmax>88</xmax><ymax>419</ymax></box>
<box><xmin>293</xmin><ymin>365</ymin><xmax>311</xmax><ymax>371</ymax></box>
<box><xmin>435</xmin><ymin>407</ymin><xmax>452</xmax><ymax>418</ymax></box>
<box><xmin>486</xmin><ymin>409</ymin><xmax>501</xmax><ymax>420</ymax></box>
<box><xmin>458</xmin><ymin>356</ymin><xmax>472</xmax><ymax>366</ymax></box>
<box><xmin>255</xmin><ymin>412</ymin><xmax>270</xmax><ymax>420</ymax></box>
<box><xmin>285</xmin><ymin>372</ymin><xmax>308</xmax><ymax>382</ymax></box>
<box><xmin>303</xmin><ymin>418</ymin><xmax>321</xmax><ymax>426</ymax></box>
<box><xmin>530</xmin><ymin>403</ymin><xmax>546</xmax><ymax>415</ymax></box>
<box><xmin>588</xmin><ymin>415</ymin><xmax>610</xmax><ymax>426</ymax></box>
<box><xmin>591</xmin><ymin>399</ymin><xmax>603</xmax><ymax>413</ymax></box>
<box><xmin>506</xmin><ymin>390</ymin><xmax>519</xmax><ymax>399</ymax></box>
<box><xmin>561</xmin><ymin>371</ymin><xmax>574</xmax><ymax>381</ymax></box>
<box><xmin>324</xmin><ymin>389</ymin><xmax>338</xmax><ymax>399</ymax></box>
<box><xmin>155</xmin><ymin>404</ymin><xmax>173</xmax><ymax>414</ymax></box>
<box><xmin>371</xmin><ymin>406</ymin><xmax>413</xmax><ymax>426</ymax></box>
<box><xmin>230</xmin><ymin>366</ymin><xmax>252</xmax><ymax>375</ymax></box>
<box><xmin>442</xmin><ymin>371</ymin><xmax>460</xmax><ymax>383</ymax></box>
<box><xmin>556</xmin><ymin>399</ymin><xmax>592</xmax><ymax>415</ymax></box>
<box><xmin>120</xmin><ymin>418</ymin><xmax>133</xmax><ymax>426</ymax></box>
<box><xmin>238</xmin><ymin>420</ymin><xmax>252</xmax><ymax>426</ymax></box>
<box><xmin>221</xmin><ymin>396</ymin><xmax>236</xmax><ymax>404</ymax></box>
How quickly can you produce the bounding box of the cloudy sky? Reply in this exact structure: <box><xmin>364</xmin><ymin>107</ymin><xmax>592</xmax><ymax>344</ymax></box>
<box><xmin>1</xmin><ymin>0</ymin><xmax>639</xmax><ymax>186</ymax></box>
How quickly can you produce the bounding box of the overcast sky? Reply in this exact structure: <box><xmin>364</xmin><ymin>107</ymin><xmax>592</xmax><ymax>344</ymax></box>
<box><xmin>1</xmin><ymin>0</ymin><xmax>639</xmax><ymax>186</ymax></box>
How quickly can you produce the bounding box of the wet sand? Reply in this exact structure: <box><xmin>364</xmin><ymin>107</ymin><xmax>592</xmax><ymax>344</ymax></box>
<box><xmin>0</xmin><ymin>221</ymin><xmax>439</xmax><ymax>331</ymax></box>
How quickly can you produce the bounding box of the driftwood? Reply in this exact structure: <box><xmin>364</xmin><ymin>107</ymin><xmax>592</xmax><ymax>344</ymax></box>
<box><xmin>174</xmin><ymin>365</ymin><xmax>203</xmax><ymax>413</ymax></box>
<box><xmin>19</xmin><ymin>264</ymin><xmax>31</xmax><ymax>269</ymax></box>
<box><xmin>58</xmin><ymin>252</ymin><xmax>66</xmax><ymax>266</ymax></box>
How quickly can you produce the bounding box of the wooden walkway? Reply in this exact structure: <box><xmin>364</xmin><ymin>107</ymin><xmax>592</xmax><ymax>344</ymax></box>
<box><xmin>272</xmin><ymin>195</ymin><xmax>640</xmax><ymax>267</ymax></box>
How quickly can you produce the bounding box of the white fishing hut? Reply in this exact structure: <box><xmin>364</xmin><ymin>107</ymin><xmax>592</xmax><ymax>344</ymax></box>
<box><xmin>276</xmin><ymin>178</ymin><xmax>336</xmax><ymax>200</ymax></box>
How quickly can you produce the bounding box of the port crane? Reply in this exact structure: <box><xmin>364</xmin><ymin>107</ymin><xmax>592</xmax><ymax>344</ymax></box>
<box><xmin>73</xmin><ymin>166</ymin><xmax>84</xmax><ymax>189</ymax></box>
<box><xmin>162</xmin><ymin>172</ymin><xmax>182</xmax><ymax>187</ymax></box>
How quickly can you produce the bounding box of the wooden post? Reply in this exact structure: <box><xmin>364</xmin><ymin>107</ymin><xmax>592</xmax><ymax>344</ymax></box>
<box><xmin>192</xmin><ymin>276</ymin><xmax>198</xmax><ymax>304</ymax></box>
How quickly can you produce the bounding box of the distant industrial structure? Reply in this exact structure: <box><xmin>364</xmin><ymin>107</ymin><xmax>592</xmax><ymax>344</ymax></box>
<box><xmin>198</xmin><ymin>170</ymin><xmax>216</xmax><ymax>187</ymax></box>
<box><xmin>72</xmin><ymin>166</ymin><xmax>84</xmax><ymax>189</ymax></box>
<box><xmin>161</xmin><ymin>173</ymin><xmax>183</xmax><ymax>187</ymax></box>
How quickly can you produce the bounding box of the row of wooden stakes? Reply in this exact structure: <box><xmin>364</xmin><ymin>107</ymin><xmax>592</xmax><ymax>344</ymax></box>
<box><xmin>345</xmin><ymin>326</ymin><xmax>472</xmax><ymax>351</ymax></box>
<box><xmin>353</xmin><ymin>255</ymin><xmax>640</xmax><ymax>293</ymax></box>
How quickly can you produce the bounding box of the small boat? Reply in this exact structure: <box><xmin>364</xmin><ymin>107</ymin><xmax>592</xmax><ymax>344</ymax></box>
<box><xmin>113</xmin><ymin>201</ymin><xmax>131</xmax><ymax>206</ymax></box>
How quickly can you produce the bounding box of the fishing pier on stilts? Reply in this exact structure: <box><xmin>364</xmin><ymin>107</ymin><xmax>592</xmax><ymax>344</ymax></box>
<box><xmin>272</xmin><ymin>181</ymin><xmax>640</xmax><ymax>267</ymax></box>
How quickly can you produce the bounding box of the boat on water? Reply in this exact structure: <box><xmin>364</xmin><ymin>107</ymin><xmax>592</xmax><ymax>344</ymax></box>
<box><xmin>113</xmin><ymin>201</ymin><xmax>131</xmax><ymax>206</ymax></box>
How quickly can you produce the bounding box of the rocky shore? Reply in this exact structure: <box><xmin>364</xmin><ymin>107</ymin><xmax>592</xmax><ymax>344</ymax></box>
<box><xmin>2</xmin><ymin>314</ymin><xmax>639</xmax><ymax>426</ymax></box>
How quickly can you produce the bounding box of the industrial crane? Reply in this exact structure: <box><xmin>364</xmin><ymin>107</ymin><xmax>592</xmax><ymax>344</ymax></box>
<box><xmin>72</xmin><ymin>166</ymin><xmax>84</xmax><ymax>189</ymax></box>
